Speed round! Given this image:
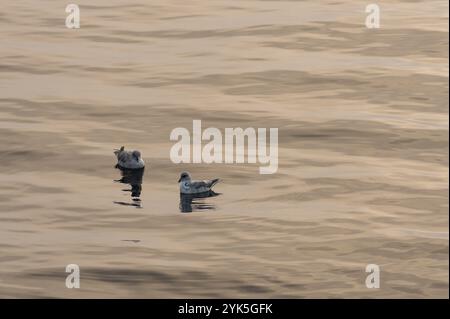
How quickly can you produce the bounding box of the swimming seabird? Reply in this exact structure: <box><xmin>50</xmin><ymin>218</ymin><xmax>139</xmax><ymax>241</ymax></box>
<box><xmin>178</xmin><ymin>172</ymin><xmax>220</xmax><ymax>194</ymax></box>
<box><xmin>114</xmin><ymin>146</ymin><xmax>145</xmax><ymax>170</ymax></box>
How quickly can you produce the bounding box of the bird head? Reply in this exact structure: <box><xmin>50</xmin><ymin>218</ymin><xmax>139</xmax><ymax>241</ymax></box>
<box><xmin>178</xmin><ymin>172</ymin><xmax>191</xmax><ymax>183</ymax></box>
<box><xmin>132</xmin><ymin>150</ymin><xmax>142</xmax><ymax>160</ymax></box>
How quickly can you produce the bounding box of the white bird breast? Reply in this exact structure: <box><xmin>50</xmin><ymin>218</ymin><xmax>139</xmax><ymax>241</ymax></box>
<box><xmin>180</xmin><ymin>182</ymin><xmax>190</xmax><ymax>191</ymax></box>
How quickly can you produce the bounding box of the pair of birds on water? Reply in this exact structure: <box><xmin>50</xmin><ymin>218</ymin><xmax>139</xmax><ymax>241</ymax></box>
<box><xmin>114</xmin><ymin>146</ymin><xmax>220</xmax><ymax>195</ymax></box>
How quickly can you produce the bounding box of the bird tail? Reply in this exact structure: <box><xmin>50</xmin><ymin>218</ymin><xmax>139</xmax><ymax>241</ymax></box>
<box><xmin>114</xmin><ymin>146</ymin><xmax>125</xmax><ymax>156</ymax></box>
<box><xmin>208</xmin><ymin>178</ymin><xmax>220</xmax><ymax>188</ymax></box>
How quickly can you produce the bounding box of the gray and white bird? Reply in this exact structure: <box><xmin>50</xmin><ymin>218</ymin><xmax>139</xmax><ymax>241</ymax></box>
<box><xmin>178</xmin><ymin>172</ymin><xmax>220</xmax><ymax>194</ymax></box>
<box><xmin>114</xmin><ymin>146</ymin><xmax>145</xmax><ymax>170</ymax></box>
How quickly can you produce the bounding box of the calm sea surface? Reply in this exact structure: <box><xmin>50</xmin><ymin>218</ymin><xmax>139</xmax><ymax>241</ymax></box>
<box><xmin>0</xmin><ymin>0</ymin><xmax>448</xmax><ymax>297</ymax></box>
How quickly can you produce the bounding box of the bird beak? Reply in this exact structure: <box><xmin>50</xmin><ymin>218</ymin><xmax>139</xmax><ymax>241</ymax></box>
<box><xmin>178</xmin><ymin>177</ymin><xmax>181</xmax><ymax>182</ymax></box>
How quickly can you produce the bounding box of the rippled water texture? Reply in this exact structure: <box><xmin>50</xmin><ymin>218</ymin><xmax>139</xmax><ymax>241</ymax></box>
<box><xmin>0</xmin><ymin>0</ymin><xmax>448</xmax><ymax>298</ymax></box>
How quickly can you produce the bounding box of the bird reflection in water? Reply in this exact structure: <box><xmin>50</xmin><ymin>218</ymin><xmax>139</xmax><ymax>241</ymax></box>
<box><xmin>113</xmin><ymin>166</ymin><xmax>144</xmax><ymax>208</ymax></box>
<box><xmin>179</xmin><ymin>191</ymin><xmax>220</xmax><ymax>213</ymax></box>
